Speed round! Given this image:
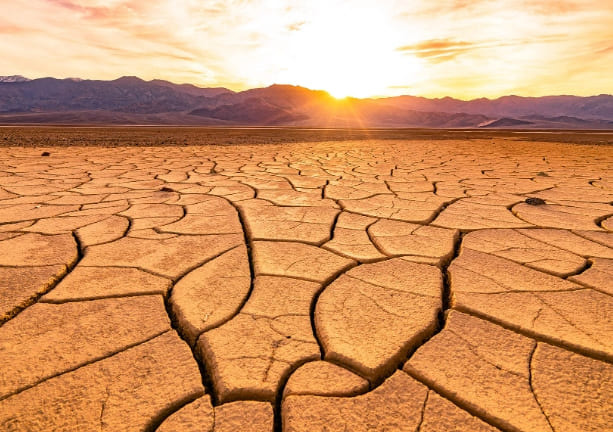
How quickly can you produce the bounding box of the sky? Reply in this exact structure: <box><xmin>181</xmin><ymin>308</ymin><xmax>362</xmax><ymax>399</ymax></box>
<box><xmin>1</xmin><ymin>0</ymin><xmax>612</xmax><ymax>99</ymax></box>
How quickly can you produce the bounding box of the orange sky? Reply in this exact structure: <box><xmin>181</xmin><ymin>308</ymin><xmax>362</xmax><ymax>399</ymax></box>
<box><xmin>1</xmin><ymin>0</ymin><xmax>612</xmax><ymax>99</ymax></box>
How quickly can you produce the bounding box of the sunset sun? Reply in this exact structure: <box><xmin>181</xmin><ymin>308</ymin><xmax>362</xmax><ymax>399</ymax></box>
<box><xmin>274</xmin><ymin>3</ymin><xmax>423</xmax><ymax>98</ymax></box>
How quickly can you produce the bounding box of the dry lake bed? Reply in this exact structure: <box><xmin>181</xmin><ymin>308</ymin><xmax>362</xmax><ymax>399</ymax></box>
<box><xmin>0</xmin><ymin>128</ymin><xmax>611</xmax><ymax>431</ymax></box>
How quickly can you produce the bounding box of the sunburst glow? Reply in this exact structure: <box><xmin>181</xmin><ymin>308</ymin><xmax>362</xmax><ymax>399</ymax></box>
<box><xmin>273</xmin><ymin>3</ymin><xmax>423</xmax><ymax>98</ymax></box>
<box><xmin>1</xmin><ymin>0</ymin><xmax>612</xmax><ymax>98</ymax></box>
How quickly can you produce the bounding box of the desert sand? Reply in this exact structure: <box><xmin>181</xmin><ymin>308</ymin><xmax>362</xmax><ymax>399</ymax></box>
<box><xmin>0</xmin><ymin>132</ymin><xmax>611</xmax><ymax>431</ymax></box>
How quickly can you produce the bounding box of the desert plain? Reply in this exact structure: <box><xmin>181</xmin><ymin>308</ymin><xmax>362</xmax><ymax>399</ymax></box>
<box><xmin>0</xmin><ymin>127</ymin><xmax>611</xmax><ymax>431</ymax></box>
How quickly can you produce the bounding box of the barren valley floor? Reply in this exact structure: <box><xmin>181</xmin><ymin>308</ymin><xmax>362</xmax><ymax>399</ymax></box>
<box><xmin>0</xmin><ymin>130</ymin><xmax>611</xmax><ymax>431</ymax></box>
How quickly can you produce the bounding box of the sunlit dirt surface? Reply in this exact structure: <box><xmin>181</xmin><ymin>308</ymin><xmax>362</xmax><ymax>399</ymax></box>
<box><xmin>0</xmin><ymin>130</ymin><xmax>611</xmax><ymax>431</ymax></box>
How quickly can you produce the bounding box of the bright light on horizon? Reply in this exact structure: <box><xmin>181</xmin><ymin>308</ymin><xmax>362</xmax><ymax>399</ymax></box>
<box><xmin>270</xmin><ymin>3</ymin><xmax>424</xmax><ymax>99</ymax></box>
<box><xmin>1</xmin><ymin>0</ymin><xmax>612</xmax><ymax>99</ymax></box>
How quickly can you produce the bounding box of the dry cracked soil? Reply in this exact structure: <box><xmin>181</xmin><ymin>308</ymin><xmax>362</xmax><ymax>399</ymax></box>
<box><xmin>0</xmin><ymin>133</ymin><xmax>612</xmax><ymax>431</ymax></box>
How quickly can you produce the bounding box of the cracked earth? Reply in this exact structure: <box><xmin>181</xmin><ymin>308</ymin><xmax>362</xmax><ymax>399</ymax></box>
<box><xmin>0</xmin><ymin>137</ymin><xmax>611</xmax><ymax>431</ymax></box>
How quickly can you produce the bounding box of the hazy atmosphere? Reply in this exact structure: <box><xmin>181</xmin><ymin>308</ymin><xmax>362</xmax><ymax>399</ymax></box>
<box><xmin>2</xmin><ymin>0</ymin><xmax>613</xmax><ymax>98</ymax></box>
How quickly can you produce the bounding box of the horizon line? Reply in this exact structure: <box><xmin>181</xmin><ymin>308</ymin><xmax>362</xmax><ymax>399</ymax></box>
<box><xmin>2</xmin><ymin>74</ymin><xmax>611</xmax><ymax>102</ymax></box>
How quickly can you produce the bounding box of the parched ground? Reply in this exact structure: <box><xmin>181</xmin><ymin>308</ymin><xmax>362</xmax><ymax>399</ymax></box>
<box><xmin>0</xmin><ymin>135</ymin><xmax>612</xmax><ymax>432</ymax></box>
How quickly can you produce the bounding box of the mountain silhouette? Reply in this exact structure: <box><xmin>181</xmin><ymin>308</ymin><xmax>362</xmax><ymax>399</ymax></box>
<box><xmin>1</xmin><ymin>76</ymin><xmax>612</xmax><ymax>128</ymax></box>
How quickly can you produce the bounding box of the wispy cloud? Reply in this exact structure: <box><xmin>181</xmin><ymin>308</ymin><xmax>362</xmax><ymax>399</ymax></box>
<box><xmin>287</xmin><ymin>21</ymin><xmax>306</xmax><ymax>32</ymax></box>
<box><xmin>0</xmin><ymin>24</ymin><xmax>30</xmax><ymax>34</ymax></box>
<box><xmin>396</xmin><ymin>36</ymin><xmax>565</xmax><ymax>63</ymax></box>
<box><xmin>408</xmin><ymin>0</ymin><xmax>588</xmax><ymax>17</ymax></box>
<box><xmin>44</xmin><ymin>0</ymin><xmax>135</xmax><ymax>21</ymax></box>
<box><xmin>396</xmin><ymin>39</ymin><xmax>475</xmax><ymax>62</ymax></box>
<box><xmin>596</xmin><ymin>44</ymin><xmax>613</xmax><ymax>55</ymax></box>
<box><xmin>523</xmin><ymin>0</ymin><xmax>585</xmax><ymax>15</ymax></box>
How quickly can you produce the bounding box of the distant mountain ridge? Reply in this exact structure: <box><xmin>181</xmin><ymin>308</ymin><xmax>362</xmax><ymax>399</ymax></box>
<box><xmin>384</xmin><ymin>94</ymin><xmax>613</xmax><ymax>120</ymax></box>
<box><xmin>1</xmin><ymin>75</ymin><xmax>612</xmax><ymax>128</ymax></box>
<box><xmin>0</xmin><ymin>75</ymin><xmax>31</xmax><ymax>83</ymax></box>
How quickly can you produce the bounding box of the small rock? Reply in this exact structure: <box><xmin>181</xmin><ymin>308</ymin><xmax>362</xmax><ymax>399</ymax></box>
<box><xmin>159</xmin><ymin>186</ymin><xmax>175</xmax><ymax>192</ymax></box>
<box><xmin>536</xmin><ymin>171</ymin><xmax>549</xmax><ymax>176</ymax></box>
<box><xmin>41</xmin><ymin>152</ymin><xmax>50</xmax><ymax>156</ymax></box>
<box><xmin>525</xmin><ymin>197</ymin><xmax>546</xmax><ymax>206</ymax></box>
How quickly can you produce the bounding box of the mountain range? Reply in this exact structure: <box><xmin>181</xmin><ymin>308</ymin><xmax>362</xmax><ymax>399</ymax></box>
<box><xmin>1</xmin><ymin>76</ymin><xmax>612</xmax><ymax>128</ymax></box>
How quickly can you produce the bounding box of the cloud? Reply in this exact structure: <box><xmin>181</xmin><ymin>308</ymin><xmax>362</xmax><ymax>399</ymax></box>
<box><xmin>596</xmin><ymin>44</ymin><xmax>613</xmax><ymax>55</ymax></box>
<box><xmin>523</xmin><ymin>0</ymin><xmax>584</xmax><ymax>15</ymax></box>
<box><xmin>0</xmin><ymin>24</ymin><xmax>30</xmax><ymax>34</ymax></box>
<box><xmin>407</xmin><ymin>0</ymin><xmax>587</xmax><ymax>17</ymax></box>
<box><xmin>287</xmin><ymin>21</ymin><xmax>306</xmax><ymax>31</ymax></box>
<box><xmin>45</xmin><ymin>0</ymin><xmax>116</xmax><ymax>20</ymax></box>
<box><xmin>91</xmin><ymin>42</ymin><xmax>196</xmax><ymax>62</ymax></box>
<box><xmin>396</xmin><ymin>39</ymin><xmax>475</xmax><ymax>62</ymax></box>
<box><xmin>397</xmin><ymin>36</ymin><xmax>566</xmax><ymax>63</ymax></box>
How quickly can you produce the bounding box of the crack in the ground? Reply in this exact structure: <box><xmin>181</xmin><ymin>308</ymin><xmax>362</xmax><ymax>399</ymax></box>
<box><xmin>0</xmin><ymin>329</ymin><xmax>170</xmax><ymax>403</ymax></box>
<box><xmin>452</xmin><ymin>304</ymin><xmax>613</xmax><ymax>364</ymax></box>
<box><xmin>39</xmin><ymin>291</ymin><xmax>167</xmax><ymax>304</ymax></box>
<box><xmin>276</xmin><ymin>230</ymin><xmax>466</xmax><ymax>430</ymax></box>
<box><xmin>562</xmin><ymin>258</ymin><xmax>593</xmax><ymax>280</ymax></box>
<box><xmin>595</xmin><ymin>212</ymin><xmax>613</xmax><ymax>229</ymax></box>
<box><xmin>0</xmin><ymin>231</ymin><xmax>83</xmax><ymax>327</ymax></box>
<box><xmin>308</xmin><ymin>262</ymin><xmax>359</xmax><ymax>360</ymax></box>
<box><xmin>161</xmin><ymin>243</ymin><xmax>244</xmax><ymax>395</ymax></box>
<box><xmin>396</xmin><ymin>231</ymin><xmax>530</xmax><ymax>432</ymax></box>
<box><xmin>403</xmin><ymin>366</ymin><xmax>519</xmax><ymax>432</ymax></box>
<box><xmin>99</xmin><ymin>385</ymin><xmax>111</xmax><ymax>432</ymax></box>
<box><xmin>143</xmin><ymin>389</ymin><xmax>204</xmax><ymax>432</ymax></box>
<box><xmin>415</xmin><ymin>390</ymin><xmax>429</xmax><ymax>432</ymax></box>
<box><xmin>172</xmin><ymin>197</ymin><xmax>260</xmax><ymax>410</ymax></box>
<box><xmin>528</xmin><ymin>343</ymin><xmax>556</xmax><ymax>432</ymax></box>
<box><xmin>570</xmin><ymin>230</ymin><xmax>613</xmax><ymax>249</ymax></box>
<box><xmin>437</xmin><ymin>232</ymin><xmax>463</xmax><ymax>333</ymax></box>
